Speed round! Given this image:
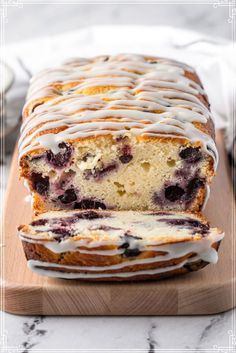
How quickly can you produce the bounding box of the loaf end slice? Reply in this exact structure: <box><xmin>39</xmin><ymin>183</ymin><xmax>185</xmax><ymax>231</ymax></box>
<box><xmin>19</xmin><ymin>54</ymin><xmax>217</xmax><ymax>214</ymax></box>
<box><xmin>18</xmin><ymin>210</ymin><xmax>224</xmax><ymax>281</ymax></box>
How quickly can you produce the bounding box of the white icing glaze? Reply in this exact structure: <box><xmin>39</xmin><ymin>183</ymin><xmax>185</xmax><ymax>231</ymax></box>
<box><xmin>202</xmin><ymin>184</ymin><xmax>210</xmax><ymax>210</ymax></box>
<box><xmin>24</xmin><ymin>195</ymin><xmax>32</xmax><ymax>203</ymax></box>
<box><xmin>19</xmin><ymin>54</ymin><xmax>218</xmax><ymax>171</ymax></box>
<box><xmin>27</xmin><ymin>256</ymin><xmax>198</xmax><ymax>279</ymax></box>
<box><xmin>20</xmin><ymin>232</ymin><xmax>223</xmax><ymax>263</ymax></box>
<box><xmin>27</xmin><ymin>257</ymin><xmax>189</xmax><ymax>278</ymax></box>
<box><xmin>23</xmin><ymin>179</ymin><xmax>31</xmax><ymax>192</ymax></box>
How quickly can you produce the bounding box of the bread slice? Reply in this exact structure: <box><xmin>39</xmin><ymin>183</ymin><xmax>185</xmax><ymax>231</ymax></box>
<box><xmin>19</xmin><ymin>54</ymin><xmax>217</xmax><ymax>214</ymax></box>
<box><xmin>18</xmin><ymin>210</ymin><xmax>224</xmax><ymax>281</ymax></box>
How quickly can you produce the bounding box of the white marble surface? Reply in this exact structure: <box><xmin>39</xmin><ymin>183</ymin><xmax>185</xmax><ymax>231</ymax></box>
<box><xmin>2</xmin><ymin>2</ymin><xmax>235</xmax><ymax>352</ymax></box>
<box><xmin>3</xmin><ymin>311</ymin><xmax>235</xmax><ymax>351</ymax></box>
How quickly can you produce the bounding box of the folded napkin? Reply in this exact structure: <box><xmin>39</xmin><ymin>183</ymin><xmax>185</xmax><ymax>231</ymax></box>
<box><xmin>5</xmin><ymin>25</ymin><xmax>236</xmax><ymax>159</ymax></box>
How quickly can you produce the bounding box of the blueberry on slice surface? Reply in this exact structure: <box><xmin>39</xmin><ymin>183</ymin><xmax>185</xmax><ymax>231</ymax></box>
<box><xmin>179</xmin><ymin>147</ymin><xmax>202</xmax><ymax>164</ymax></box>
<box><xmin>75</xmin><ymin>210</ymin><xmax>101</xmax><ymax>219</ymax></box>
<box><xmin>31</xmin><ymin>219</ymin><xmax>48</xmax><ymax>226</ymax></box>
<box><xmin>158</xmin><ymin>217</ymin><xmax>210</xmax><ymax>235</ymax></box>
<box><xmin>165</xmin><ymin>185</ymin><xmax>185</xmax><ymax>202</ymax></box>
<box><xmin>119</xmin><ymin>242</ymin><xmax>141</xmax><ymax>257</ymax></box>
<box><xmin>123</xmin><ymin>248</ymin><xmax>141</xmax><ymax>257</ymax></box>
<box><xmin>58</xmin><ymin>189</ymin><xmax>77</xmax><ymax>204</ymax></box>
<box><xmin>74</xmin><ymin>199</ymin><xmax>106</xmax><ymax>210</ymax></box>
<box><xmin>52</xmin><ymin>227</ymin><xmax>73</xmax><ymax>241</ymax></box>
<box><xmin>185</xmin><ymin>177</ymin><xmax>204</xmax><ymax>202</ymax></box>
<box><xmin>119</xmin><ymin>155</ymin><xmax>133</xmax><ymax>164</ymax></box>
<box><xmin>46</xmin><ymin>142</ymin><xmax>72</xmax><ymax>168</ymax></box>
<box><xmin>84</xmin><ymin>163</ymin><xmax>117</xmax><ymax>180</ymax></box>
<box><xmin>31</xmin><ymin>172</ymin><xmax>49</xmax><ymax>195</ymax></box>
<box><xmin>119</xmin><ymin>144</ymin><xmax>133</xmax><ymax>164</ymax></box>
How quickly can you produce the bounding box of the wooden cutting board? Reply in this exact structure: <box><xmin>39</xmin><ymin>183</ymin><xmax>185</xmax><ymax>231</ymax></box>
<box><xmin>2</xmin><ymin>130</ymin><xmax>236</xmax><ymax>315</ymax></box>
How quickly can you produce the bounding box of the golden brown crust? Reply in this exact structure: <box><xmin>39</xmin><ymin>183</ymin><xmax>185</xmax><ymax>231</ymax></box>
<box><xmin>31</xmin><ymin>261</ymin><xmax>207</xmax><ymax>282</ymax></box>
<box><xmin>21</xmin><ymin>240</ymin><xmax>221</xmax><ymax>281</ymax></box>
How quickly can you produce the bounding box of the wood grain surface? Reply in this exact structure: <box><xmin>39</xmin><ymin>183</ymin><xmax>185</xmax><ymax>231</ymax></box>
<box><xmin>2</xmin><ymin>130</ymin><xmax>236</xmax><ymax>315</ymax></box>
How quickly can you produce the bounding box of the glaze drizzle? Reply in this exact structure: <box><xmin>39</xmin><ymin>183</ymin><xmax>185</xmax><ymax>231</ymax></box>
<box><xmin>19</xmin><ymin>54</ymin><xmax>218</xmax><ymax>170</ymax></box>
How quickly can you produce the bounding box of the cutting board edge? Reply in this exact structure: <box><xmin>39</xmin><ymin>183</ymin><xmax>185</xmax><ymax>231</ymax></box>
<box><xmin>2</xmin><ymin>273</ymin><xmax>236</xmax><ymax>315</ymax></box>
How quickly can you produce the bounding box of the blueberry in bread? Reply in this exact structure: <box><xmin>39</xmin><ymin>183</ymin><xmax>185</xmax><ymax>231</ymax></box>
<box><xmin>18</xmin><ymin>210</ymin><xmax>224</xmax><ymax>280</ymax></box>
<box><xmin>19</xmin><ymin>54</ymin><xmax>217</xmax><ymax>214</ymax></box>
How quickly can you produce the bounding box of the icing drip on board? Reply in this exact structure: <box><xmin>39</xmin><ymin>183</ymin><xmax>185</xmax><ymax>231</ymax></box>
<box><xmin>19</xmin><ymin>54</ymin><xmax>218</xmax><ymax>171</ymax></box>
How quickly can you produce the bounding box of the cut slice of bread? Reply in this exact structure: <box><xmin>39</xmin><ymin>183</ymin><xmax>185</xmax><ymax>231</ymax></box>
<box><xmin>18</xmin><ymin>210</ymin><xmax>224</xmax><ymax>281</ymax></box>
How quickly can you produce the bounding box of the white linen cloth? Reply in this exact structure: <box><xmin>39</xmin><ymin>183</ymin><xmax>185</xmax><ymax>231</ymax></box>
<box><xmin>4</xmin><ymin>25</ymin><xmax>236</xmax><ymax>152</ymax></box>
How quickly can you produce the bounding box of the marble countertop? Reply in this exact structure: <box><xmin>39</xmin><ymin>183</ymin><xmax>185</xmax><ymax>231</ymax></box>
<box><xmin>2</xmin><ymin>2</ymin><xmax>235</xmax><ymax>352</ymax></box>
<box><xmin>4</xmin><ymin>311</ymin><xmax>235</xmax><ymax>351</ymax></box>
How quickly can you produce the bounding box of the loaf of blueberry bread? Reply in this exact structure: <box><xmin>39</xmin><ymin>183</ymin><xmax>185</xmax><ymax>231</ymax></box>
<box><xmin>19</xmin><ymin>54</ymin><xmax>218</xmax><ymax>214</ymax></box>
<box><xmin>18</xmin><ymin>210</ymin><xmax>223</xmax><ymax>280</ymax></box>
